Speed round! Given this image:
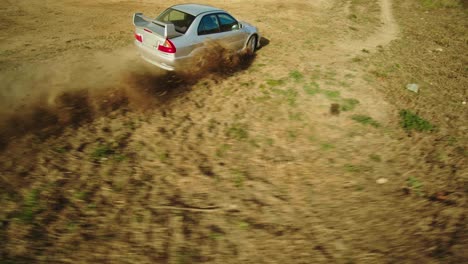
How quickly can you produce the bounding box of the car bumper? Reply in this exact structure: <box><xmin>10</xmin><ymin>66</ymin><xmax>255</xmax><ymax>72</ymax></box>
<box><xmin>134</xmin><ymin>40</ymin><xmax>179</xmax><ymax>71</ymax></box>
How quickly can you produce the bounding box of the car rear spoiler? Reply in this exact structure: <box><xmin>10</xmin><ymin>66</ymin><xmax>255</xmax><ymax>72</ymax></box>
<box><xmin>133</xmin><ymin>13</ymin><xmax>180</xmax><ymax>39</ymax></box>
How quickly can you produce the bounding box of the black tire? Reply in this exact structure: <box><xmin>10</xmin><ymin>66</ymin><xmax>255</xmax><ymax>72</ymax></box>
<box><xmin>245</xmin><ymin>35</ymin><xmax>257</xmax><ymax>55</ymax></box>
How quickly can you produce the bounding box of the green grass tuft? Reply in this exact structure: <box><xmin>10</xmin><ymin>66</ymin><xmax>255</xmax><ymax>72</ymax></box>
<box><xmin>239</xmin><ymin>221</ymin><xmax>250</xmax><ymax>229</ymax></box>
<box><xmin>323</xmin><ymin>90</ymin><xmax>341</xmax><ymax>100</ymax></box>
<box><xmin>287</xmin><ymin>130</ymin><xmax>297</xmax><ymax>140</ymax></box>
<box><xmin>351</xmin><ymin>115</ymin><xmax>380</xmax><ymax>128</ymax></box>
<box><xmin>91</xmin><ymin>145</ymin><xmax>114</xmax><ymax>159</ymax></box>
<box><xmin>266</xmin><ymin>79</ymin><xmax>285</xmax><ymax>87</ymax></box>
<box><xmin>344</xmin><ymin>164</ymin><xmax>372</xmax><ymax>173</ymax></box>
<box><xmin>320</xmin><ymin>143</ymin><xmax>335</xmax><ymax>150</ymax></box>
<box><xmin>289</xmin><ymin>70</ymin><xmax>304</xmax><ymax>82</ymax></box>
<box><xmin>407</xmin><ymin>176</ymin><xmax>425</xmax><ymax>196</ymax></box>
<box><xmin>303</xmin><ymin>82</ymin><xmax>321</xmax><ymax>95</ymax></box>
<box><xmin>232</xmin><ymin>170</ymin><xmax>247</xmax><ymax>188</ymax></box>
<box><xmin>17</xmin><ymin>189</ymin><xmax>41</xmax><ymax>223</ymax></box>
<box><xmin>158</xmin><ymin>151</ymin><xmax>169</xmax><ymax>162</ymax></box>
<box><xmin>369</xmin><ymin>154</ymin><xmax>382</xmax><ymax>162</ymax></box>
<box><xmin>399</xmin><ymin>110</ymin><xmax>434</xmax><ymax>132</ymax></box>
<box><xmin>344</xmin><ymin>164</ymin><xmax>361</xmax><ymax>173</ymax></box>
<box><xmin>53</xmin><ymin>146</ymin><xmax>68</xmax><ymax>154</ymax></box>
<box><xmin>74</xmin><ymin>191</ymin><xmax>89</xmax><ymax>201</ymax></box>
<box><xmin>216</xmin><ymin>144</ymin><xmax>231</xmax><ymax>157</ymax></box>
<box><xmin>341</xmin><ymin>98</ymin><xmax>360</xmax><ymax>111</ymax></box>
<box><xmin>265</xmin><ymin>138</ymin><xmax>274</xmax><ymax>146</ymax></box>
<box><xmin>227</xmin><ymin>123</ymin><xmax>249</xmax><ymax>140</ymax></box>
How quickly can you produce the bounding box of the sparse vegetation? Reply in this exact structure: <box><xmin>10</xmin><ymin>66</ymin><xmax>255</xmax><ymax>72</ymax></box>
<box><xmin>113</xmin><ymin>154</ymin><xmax>127</xmax><ymax>162</ymax></box>
<box><xmin>303</xmin><ymin>82</ymin><xmax>321</xmax><ymax>95</ymax></box>
<box><xmin>351</xmin><ymin>114</ymin><xmax>381</xmax><ymax>128</ymax></box>
<box><xmin>369</xmin><ymin>154</ymin><xmax>382</xmax><ymax>162</ymax></box>
<box><xmin>74</xmin><ymin>191</ymin><xmax>89</xmax><ymax>201</ymax></box>
<box><xmin>248</xmin><ymin>138</ymin><xmax>260</xmax><ymax>148</ymax></box>
<box><xmin>216</xmin><ymin>144</ymin><xmax>230</xmax><ymax>157</ymax></box>
<box><xmin>289</xmin><ymin>70</ymin><xmax>304</xmax><ymax>82</ymax></box>
<box><xmin>287</xmin><ymin>130</ymin><xmax>297</xmax><ymax>140</ymax></box>
<box><xmin>91</xmin><ymin>144</ymin><xmax>114</xmax><ymax>159</ymax></box>
<box><xmin>238</xmin><ymin>221</ymin><xmax>250</xmax><ymax>229</ymax></box>
<box><xmin>265</xmin><ymin>138</ymin><xmax>274</xmax><ymax>146</ymax></box>
<box><xmin>341</xmin><ymin>98</ymin><xmax>360</xmax><ymax>111</ymax></box>
<box><xmin>407</xmin><ymin>176</ymin><xmax>424</xmax><ymax>196</ymax></box>
<box><xmin>320</xmin><ymin>142</ymin><xmax>335</xmax><ymax>150</ymax></box>
<box><xmin>53</xmin><ymin>146</ymin><xmax>68</xmax><ymax>154</ymax></box>
<box><xmin>158</xmin><ymin>150</ymin><xmax>169</xmax><ymax>162</ymax></box>
<box><xmin>420</xmin><ymin>0</ymin><xmax>461</xmax><ymax>9</ymax></box>
<box><xmin>351</xmin><ymin>57</ymin><xmax>363</xmax><ymax>62</ymax></box>
<box><xmin>226</xmin><ymin>123</ymin><xmax>249</xmax><ymax>140</ymax></box>
<box><xmin>271</xmin><ymin>87</ymin><xmax>298</xmax><ymax>106</ymax></box>
<box><xmin>17</xmin><ymin>189</ymin><xmax>41</xmax><ymax>223</ymax></box>
<box><xmin>288</xmin><ymin>112</ymin><xmax>303</xmax><ymax>121</ymax></box>
<box><xmin>324</xmin><ymin>69</ymin><xmax>337</xmax><ymax>80</ymax></box>
<box><xmin>344</xmin><ymin>164</ymin><xmax>372</xmax><ymax>173</ymax></box>
<box><xmin>232</xmin><ymin>170</ymin><xmax>246</xmax><ymax>188</ymax></box>
<box><xmin>322</xmin><ymin>90</ymin><xmax>341</xmax><ymax>100</ymax></box>
<box><xmin>266</xmin><ymin>79</ymin><xmax>285</xmax><ymax>87</ymax></box>
<box><xmin>344</xmin><ymin>164</ymin><xmax>360</xmax><ymax>173</ymax></box>
<box><xmin>399</xmin><ymin>110</ymin><xmax>435</xmax><ymax>132</ymax></box>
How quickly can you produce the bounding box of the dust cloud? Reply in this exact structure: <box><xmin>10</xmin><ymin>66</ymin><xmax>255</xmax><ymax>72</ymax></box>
<box><xmin>0</xmin><ymin>41</ymin><xmax>254</xmax><ymax>150</ymax></box>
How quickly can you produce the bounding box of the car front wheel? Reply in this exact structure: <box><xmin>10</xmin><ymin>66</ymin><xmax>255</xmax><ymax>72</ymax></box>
<box><xmin>245</xmin><ymin>35</ymin><xmax>257</xmax><ymax>55</ymax></box>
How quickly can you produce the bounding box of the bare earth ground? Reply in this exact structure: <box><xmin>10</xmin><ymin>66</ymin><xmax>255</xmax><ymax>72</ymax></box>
<box><xmin>0</xmin><ymin>0</ymin><xmax>467</xmax><ymax>263</ymax></box>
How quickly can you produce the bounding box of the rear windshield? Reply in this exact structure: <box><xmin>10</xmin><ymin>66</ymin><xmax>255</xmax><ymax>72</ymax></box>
<box><xmin>157</xmin><ymin>8</ymin><xmax>195</xmax><ymax>34</ymax></box>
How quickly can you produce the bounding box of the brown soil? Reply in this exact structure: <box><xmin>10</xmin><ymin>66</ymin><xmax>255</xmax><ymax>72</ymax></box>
<box><xmin>0</xmin><ymin>0</ymin><xmax>467</xmax><ymax>263</ymax></box>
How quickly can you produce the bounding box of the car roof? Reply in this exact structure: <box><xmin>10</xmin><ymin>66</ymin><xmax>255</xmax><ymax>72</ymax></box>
<box><xmin>171</xmin><ymin>4</ymin><xmax>223</xmax><ymax>16</ymax></box>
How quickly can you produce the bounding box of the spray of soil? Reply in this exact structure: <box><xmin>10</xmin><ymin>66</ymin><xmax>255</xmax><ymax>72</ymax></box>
<box><xmin>0</xmin><ymin>41</ymin><xmax>255</xmax><ymax>150</ymax></box>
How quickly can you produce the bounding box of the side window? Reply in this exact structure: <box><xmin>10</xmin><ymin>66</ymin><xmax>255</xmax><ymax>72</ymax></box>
<box><xmin>217</xmin><ymin>13</ymin><xmax>238</xmax><ymax>32</ymax></box>
<box><xmin>198</xmin><ymin>14</ymin><xmax>220</xmax><ymax>35</ymax></box>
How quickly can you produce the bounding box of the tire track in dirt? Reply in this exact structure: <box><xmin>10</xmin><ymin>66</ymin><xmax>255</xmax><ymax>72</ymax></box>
<box><xmin>339</xmin><ymin>0</ymin><xmax>399</xmax><ymax>54</ymax></box>
<box><xmin>308</xmin><ymin>0</ymin><xmax>399</xmax><ymax>122</ymax></box>
<box><xmin>313</xmin><ymin>0</ymin><xmax>399</xmax><ymax>64</ymax></box>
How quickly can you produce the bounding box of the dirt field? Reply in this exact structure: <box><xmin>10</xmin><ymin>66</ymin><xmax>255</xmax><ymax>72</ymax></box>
<box><xmin>0</xmin><ymin>0</ymin><xmax>467</xmax><ymax>263</ymax></box>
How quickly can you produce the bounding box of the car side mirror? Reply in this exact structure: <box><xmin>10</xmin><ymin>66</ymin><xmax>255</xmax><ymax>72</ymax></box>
<box><xmin>232</xmin><ymin>23</ymin><xmax>240</xmax><ymax>30</ymax></box>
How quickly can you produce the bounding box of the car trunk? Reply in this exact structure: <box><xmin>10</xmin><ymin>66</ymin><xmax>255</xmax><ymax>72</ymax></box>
<box><xmin>133</xmin><ymin>13</ymin><xmax>181</xmax><ymax>51</ymax></box>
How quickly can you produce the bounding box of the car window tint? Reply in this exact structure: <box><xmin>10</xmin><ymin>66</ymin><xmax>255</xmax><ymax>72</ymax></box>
<box><xmin>217</xmin><ymin>13</ymin><xmax>238</xmax><ymax>32</ymax></box>
<box><xmin>198</xmin><ymin>14</ymin><xmax>220</xmax><ymax>35</ymax></box>
<box><xmin>157</xmin><ymin>8</ymin><xmax>195</xmax><ymax>34</ymax></box>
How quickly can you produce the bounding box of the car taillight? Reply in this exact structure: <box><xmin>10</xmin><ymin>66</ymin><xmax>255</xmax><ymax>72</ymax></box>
<box><xmin>134</xmin><ymin>33</ymin><xmax>142</xmax><ymax>42</ymax></box>
<box><xmin>158</xmin><ymin>39</ymin><xmax>176</xmax><ymax>54</ymax></box>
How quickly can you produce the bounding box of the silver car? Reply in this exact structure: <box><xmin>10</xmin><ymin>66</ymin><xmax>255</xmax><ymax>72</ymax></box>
<box><xmin>133</xmin><ymin>4</ymin><xmax>261</xmax><ymax>71</ymax></box>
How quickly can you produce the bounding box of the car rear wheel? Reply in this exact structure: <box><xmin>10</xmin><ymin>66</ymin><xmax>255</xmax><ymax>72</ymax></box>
<box><xmin>245</xmin><ymin>35</ymin><xmax>257</xmax><ymax>55</ymax></box>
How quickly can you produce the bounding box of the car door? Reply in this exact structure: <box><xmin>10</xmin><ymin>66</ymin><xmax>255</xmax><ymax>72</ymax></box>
<box><xmin>196</xmin><ymin>14</ymin><xmax>223</xmax><ymax>43</ymax></box>
<box><xmin>216</xmin><ymin>13</ymin><xmax>247</xmax><ymax>51</ymax></box>
<box><xmin>192</xmin><ymin>13</ymin><xmax>246</xmax><ymax>52</ymax></box>
<box><xmin>181</xmin><ymin>14</ymin><xmax>222</xmax><ymax>59</ymax></box>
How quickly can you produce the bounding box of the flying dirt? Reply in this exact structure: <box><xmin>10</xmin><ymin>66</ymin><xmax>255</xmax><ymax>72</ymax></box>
<box><xmin>0</xmin><ymin>41</ymin><xmax>255</xmax><ymax>150</ymax></box>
